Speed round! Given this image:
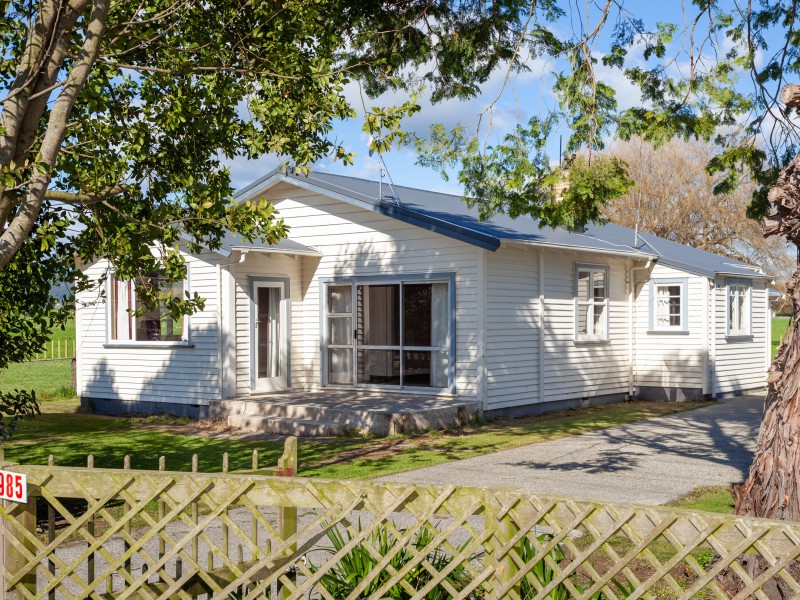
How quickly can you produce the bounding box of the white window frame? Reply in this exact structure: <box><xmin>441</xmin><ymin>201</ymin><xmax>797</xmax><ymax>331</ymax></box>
<box><xmin>106</xmin><ymin>271</ymin><xmax>192</xmax><ymax>347</ymax></box>
<box><xmin>726</xmin><ymin>281</ymin><xmax>752</xmax><ymax>338</ymax></box>
<box><xmin>648</xmin><ymin>278</ymin><xmax>689</xmax><ymax>334</ymax></box>
<box><xmin>321</xmin><ymin>275</ymin><xmax>455</xmax><ymax>392</ymax></box>
<box><xmin>574</xmin><ymin>264</ymin><xmax>610</xmax><ymax>342</ymax></box>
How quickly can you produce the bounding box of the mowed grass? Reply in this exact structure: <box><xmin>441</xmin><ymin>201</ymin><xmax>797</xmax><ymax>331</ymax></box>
<box><xmin>0</xmin><ymin>317</ymin><xmax>76</xmax><ymax>399</ymax></box>
<box><xmin>668</xmin><ymin>486</ymin><xmax>736</xmax><ymax>514</ymax></box>
<box><xmin>772</xmin><ymin>316</ymin><xmax>791</xmax><ymax>360</ymax></box>
<box><xmin>0</xmin><ymin>359</ymin><xmax>74</xmax><ymax>399</ymax></box>
<box><xmin>0</xmin><ymin>400</ymin><xmax>709</xmax><ymax>480</ymax></box>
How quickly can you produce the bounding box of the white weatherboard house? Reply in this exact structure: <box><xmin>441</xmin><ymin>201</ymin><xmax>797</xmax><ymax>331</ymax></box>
<box><xmin>75</xmin><ymin>170</ymin><xmax>772</xmax><ymax>433</ymax></box>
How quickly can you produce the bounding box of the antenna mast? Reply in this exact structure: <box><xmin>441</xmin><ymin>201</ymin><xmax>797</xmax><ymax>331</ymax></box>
<box><xmin>368</xmin><ymin>136</ymin><xmax>401</xmax><ymax>205</ymax></box>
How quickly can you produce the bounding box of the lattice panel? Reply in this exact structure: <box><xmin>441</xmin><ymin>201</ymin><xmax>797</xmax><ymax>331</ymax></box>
<box><xmin>2</xmin><ymin>463</ymin><xmax>800</xmax><ymax>599</ymax></box>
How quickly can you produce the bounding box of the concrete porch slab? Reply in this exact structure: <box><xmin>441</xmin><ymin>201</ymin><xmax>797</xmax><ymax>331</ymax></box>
<box><xmin>209</xmin><ymin>390</ymin><xmax>480</xmax><ymax>437</ymax></box>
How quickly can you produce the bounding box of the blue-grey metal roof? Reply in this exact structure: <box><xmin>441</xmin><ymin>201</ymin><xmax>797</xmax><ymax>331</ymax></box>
<box><xmin>236</xmin><ymin>168</ymin><xmax>771</xmax><ymax>280</ymax></box>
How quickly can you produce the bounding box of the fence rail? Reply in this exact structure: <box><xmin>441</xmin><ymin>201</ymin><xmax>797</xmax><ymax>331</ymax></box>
<box><xmin>1</xmin><ymin>439</ymin><xmax>799</xmax><ymax>599</ymax></box>
<box><xmin>30</xmin><ymin>339</ymin><xmax>76</xmax><ymax>362</ymax></box>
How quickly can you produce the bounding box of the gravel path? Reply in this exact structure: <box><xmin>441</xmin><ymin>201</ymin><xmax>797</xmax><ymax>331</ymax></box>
<box><xmin>382</xmin><ymin>395</ymin><xmax>764</xmax><ymax>506</ymax></box>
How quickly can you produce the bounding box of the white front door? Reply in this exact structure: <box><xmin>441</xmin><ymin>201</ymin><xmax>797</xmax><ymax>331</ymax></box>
<box><xmin>253</xmin><ymin>281</ymin><xmax>287</xmax><ymax>391</ymax></box>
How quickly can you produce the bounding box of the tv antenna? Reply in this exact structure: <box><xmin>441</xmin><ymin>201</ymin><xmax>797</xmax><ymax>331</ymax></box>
<box><xmin>368</xmin><ymin>136</ymin><xmax>401</xmax><ymax>206</ymax></box>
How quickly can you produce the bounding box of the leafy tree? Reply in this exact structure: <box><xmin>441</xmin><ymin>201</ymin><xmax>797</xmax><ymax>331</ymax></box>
<box><xmin>3</xmin><ymin>0</ymin><xmax>800</xmax><ymax>552</ymax></box>
<box><xmin>0</xmin><ymin>0</ymin><xmax>526</xmax><ymax>427</ymax></box>
<box><xmin>602</xmin><ymin>136</ymin><xmax>793</xmax><ymax>283</ymax></box>
<box><xmin>414</xmin><ymin>1</ymin><xmax>800</xmax><ymax>544</ymax></box>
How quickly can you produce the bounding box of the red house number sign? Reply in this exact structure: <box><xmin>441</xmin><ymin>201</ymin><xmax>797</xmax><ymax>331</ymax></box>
<box><xmin>0</xmin><ymin>469</ymin><xmax>27</xmax><ymax>503</ymax></box>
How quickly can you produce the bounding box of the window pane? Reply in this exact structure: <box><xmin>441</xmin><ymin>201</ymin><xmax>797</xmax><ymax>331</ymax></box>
<box><xmin>593</xmin><ymin>271</ymin><xmax>606</xmax><ymax>301</ymax></box>
<box><xmin>328</xmin><ymin>317</ymin><xmax>352</xmax><ymax>346</ymax></box>
<box><xmin>328</xmin><ymin>285</ymin><xmax>351</xmax><ymax>314</ymax></box>
<box><xmin>737</xmin><ymin>291</ymin><xmax>746</xmax><ymax>331</ymax></box>
<box><xmin>111</xmin><ymin>279</ymin><xmax>133</xmax><ymax>341</ymax></box>
<box><xmin>656</xmin><ymin>284</ymin><xmax>681</xmax><ymax>328</ymax></box>
<box><xmin>668</xmin><ymin>286</ymin><xmax>681</xmax><ymax>326</ymax></box>
<box><xmin>403</xmin><ymin>350</ymin><xmax>449</xmax><ymax>388</ymax></box>
<box><xmin>357</xmin><ymin>349</ymin><xmax>400</xmax><ymax>385</ymax></box>
<box><xmin>729</xmin><ymin>286</ymin><xmax>747</xmax><ymax>333</ymax></box>
<box><xmin>403</xmin><ymin>284</ymin><xmax>432</xmax><ymax>346</ymax></box>
<box><xmin>577</xmin><ymin>271</ymin><xmax>590</xmax><ymax>301</ymax></box>
<box><xmin>133</xmin><ymin>276</ymin><xmax>185</xmax><ymax>342</ymax></box>
<box><xmin>328</xmin><ymin>348</ymin><xmax>352</xmax><ymax>384</ymax></box>
<box><xmin>577</xmin><ymin>303</ymin><xmax>589</xmax><ymax>335</ymax></box>
<box><xmin>593</xmin><ymin>302</ymin><xmax>606</xmax><ymax>336</ymax></box>
<box><xmin>357</xmin><ymin>285</ymin><xmax>400</xmax><ymax>346</ymax></box>
<box><xmin>256</xmin><ymin>287</ymin><xmax>281</xmax><ymax>378</ymax></box>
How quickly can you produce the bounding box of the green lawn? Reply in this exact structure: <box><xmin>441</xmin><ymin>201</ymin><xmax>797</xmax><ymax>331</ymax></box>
<box><xmin>0</xmin><ymin>317</ymin><xmax>76</xmax><ymax>399</ymax></box>
<box><xmin>0</xmin><ymin>400</ymin><xmax>709</xmax><ymax>480</ymax></box>
<box><xmin>773</xmin><ymin>316</ymin><xmax>791</xmax><ymax>360</ymax></box>
<box><xmin>668</xmin><ymin>486</ymin><xmax>735</xmax><ymax>514</ymax></box>
<box><xmin>0</xmin><ymin>359</ymin><xmax>74</xmax><ymax>399</ymax></box>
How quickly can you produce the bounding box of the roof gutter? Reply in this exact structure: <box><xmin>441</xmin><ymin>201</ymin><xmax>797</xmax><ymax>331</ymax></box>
<box><xmin>499</xmin><ymin>238</ymin><xmax>658</xmax><ymax>262</ymax></box>
<box><xmin>230</xmin><ymin>246</ymin><xmax>323</xmax><ymax>258</ymax></box>
<box><xmin>713</xmin><ymin>270</ymin><xmax>773</xmax><ymax>280</ymax></box>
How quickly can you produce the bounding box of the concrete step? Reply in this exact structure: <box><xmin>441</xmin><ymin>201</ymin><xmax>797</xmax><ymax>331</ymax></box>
<box><xmin>211</xmin><ymin>396</ymin><xmax>481</xmax><ymax>437</ymax></box>
<box><xmin>227</xmin><ymin>414</ymin><xmax>347</xmax><ymax>437</ymax></box>
<box><xmin>222</xmin><ymin>400</ymin><xmax>360</xmax><ymax>423</ymax></box>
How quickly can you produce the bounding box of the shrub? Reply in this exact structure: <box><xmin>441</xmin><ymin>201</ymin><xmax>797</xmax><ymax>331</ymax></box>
<box><xmin>516</xmin><ymin>534</ymin><xmax>633</xmax><ymax>600</ymax></box>
<box><xmin>311</xmin><ymin>520</ymin><xmax>479</xmax><ymax>600</ymax></box>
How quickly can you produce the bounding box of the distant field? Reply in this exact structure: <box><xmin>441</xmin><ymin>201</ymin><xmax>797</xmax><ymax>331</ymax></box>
<box><xmin>0</xmin><ymin>317</ymin><xmax>76</xmax><ymax>401</ymax></box>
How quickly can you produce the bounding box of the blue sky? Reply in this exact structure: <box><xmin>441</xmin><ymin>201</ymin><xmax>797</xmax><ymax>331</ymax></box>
<box><xmin>225</xmin><ymin>2</ymin><xmax>784</xmax><ymax>197</ymax></box>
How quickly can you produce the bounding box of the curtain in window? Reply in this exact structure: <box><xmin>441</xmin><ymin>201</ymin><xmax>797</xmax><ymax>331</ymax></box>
<box><xmin>430</xmin><ymin>283</ymin><xmax>448</xmax><ymax>387</ymax></box>
<box><xmin>112</xmin><ymin>280</ymin><xmax>133</xmax><ymax>341</ymax></box>
<box><xmin>656</xmin><ymin>285</ymin><xmax>670</xmax><ymax>328</ymax></box>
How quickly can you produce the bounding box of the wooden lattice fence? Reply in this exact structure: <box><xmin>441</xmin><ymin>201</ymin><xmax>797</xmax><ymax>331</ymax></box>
<box><xmin>1</xmin><ymin>437</ymin><xmax>800</xmax><ymax>599</ymax></box>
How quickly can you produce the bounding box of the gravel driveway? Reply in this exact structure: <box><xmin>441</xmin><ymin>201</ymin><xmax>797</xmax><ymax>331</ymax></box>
<box><xmin>382</xmin><ymin>395</ymin><xmax>764</xmax><ymax>505</ymax></box>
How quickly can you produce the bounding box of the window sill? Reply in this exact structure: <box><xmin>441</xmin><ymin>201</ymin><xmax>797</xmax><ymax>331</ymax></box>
<box><xmin>104</xmin><ymin>342</ymin><xmax>194</xmax><ymax>349</ymax></box>
<box><xmin>725</xmin><ymin>335</ymin><xmax>753</xmax><ymax>342</ymax></box>
<box><xmin>574</xmin><ymin>338</ymin><xmax>610</xmax><ymax>345</ymax></box>
<box><xmin>647</xmin><ymin>330</ymin><xmax>690</xmax><ymax>336</ymax></box>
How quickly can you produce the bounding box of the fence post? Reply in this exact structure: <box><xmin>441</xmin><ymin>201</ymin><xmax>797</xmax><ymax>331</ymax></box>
<box><xmin>277</xmin><ymin>436</ymin><xmax>297</xmax><ymax>600</ymax></box>
<box><xmin>2</xmin><ymin>495</ymin><xmax>37</xmax><ymax>599</ymax></box>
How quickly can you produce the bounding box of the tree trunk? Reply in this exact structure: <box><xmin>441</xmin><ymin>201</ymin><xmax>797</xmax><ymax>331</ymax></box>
<box><xmin>733</xmin><ymin>266</ymin><xmax>800</xmax><ymax>521</ymax></box>
<box><xmin>734</xmin><ymin>149</ymin><xmax>800</xmax><ymax>521</ymax></box>
<box><xmin>714</xmin><ymin>147</ymin><xmax>800</xmax><ymax>599</ymax></box>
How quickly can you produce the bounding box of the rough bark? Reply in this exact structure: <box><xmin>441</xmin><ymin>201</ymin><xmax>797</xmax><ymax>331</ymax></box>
<box><xmin>722</xmin><ymin>126</ymin><xmax>800</xmax><ymax>598</ymax></box>
<box><xmin>734</xmin><ymin>265</ymin><xmax>800</xmax><ymax>521</ymax></box>
<box><xmin>780</xmin><ymin>84</ymin><xmax>800</xmax><ymax>108</ymax></box>
<box><xmin>734</xmin><ymin>147</ymin><xmax>800</xmax><ymax>523</ymax></box>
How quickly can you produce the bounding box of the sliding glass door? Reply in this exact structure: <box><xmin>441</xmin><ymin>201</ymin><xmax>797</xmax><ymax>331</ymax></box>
<box><xmin>325</xmin><ymin>279</ymin><xmax>451</xmax><ymax>390</ymax></box>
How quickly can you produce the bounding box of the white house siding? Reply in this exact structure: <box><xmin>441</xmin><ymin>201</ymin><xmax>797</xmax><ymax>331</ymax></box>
<box><xmin>231</xmin><ymin>252</ymin><xmax>305</xmax><ymax>396</ymax></box>
<box><xmin>249</xmin><ymin>182</ymin><xmax>481</xmax><ymax>399</ymax></box>
<box><xmin>632</xmin><ymin>264</ymin><xmax>707</xmax><ymax>397</ymax></box>
<box><xmin>539</xmin><ymin>252</ymin><xmax>631</xmax><ymax>403</ymax></box>
<box><xmin>76</xmin><ymin>250</ymin><xmax>224</xmax><ymax>407</ymax></box>
<box><xmin>483</xmin><ymin>245</ymin><xmax>539</xmax><ymax>411</ymax></box>
<box><xmin>713</xmin><ymin>277</ymin><xmax>769</xmax><ymax>395</ymax></box>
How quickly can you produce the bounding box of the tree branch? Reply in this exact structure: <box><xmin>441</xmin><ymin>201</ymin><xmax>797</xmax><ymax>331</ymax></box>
<box><xmin>44</xmin><ymin>186</ymin><xmax>126</xmax><ymax>205</ymax></box>
<box><xmin>0</xmin><ymin>0</ymin><xmax>111</xmax><ymax>270</ymax></box>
